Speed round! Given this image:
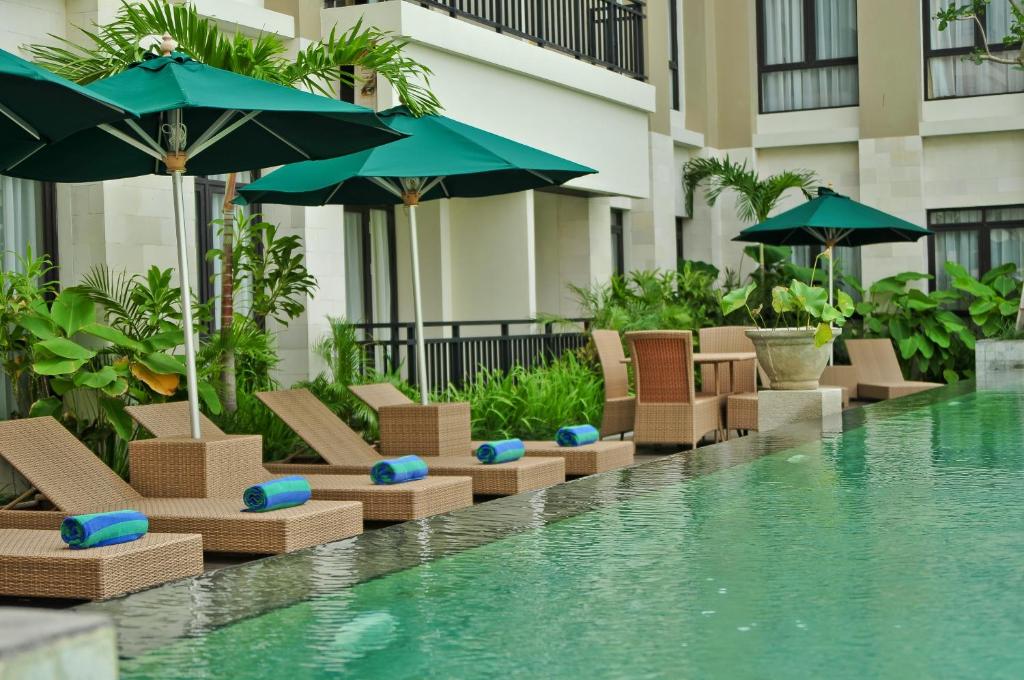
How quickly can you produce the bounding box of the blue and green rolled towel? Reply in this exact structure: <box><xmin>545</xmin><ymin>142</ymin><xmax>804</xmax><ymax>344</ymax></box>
<box><xmin>243</xmin><ymin>476</ymin><xmax>312</xmax><ymax>512</ymax></box>
<box><xmin>476</xmin><ymin>438</ymin><xmax>525</xmax><ymax>464</ymax></box>
<box><xmin>60</xmin><ymin>510</ymin><xmax>148</xmax><ymax>550</ymax></box>
<box><xmin>371</xmin><ymin>455</ymin><xmax>429</xmax><ymax>485</ymax></box>
<box><xmin>556</xmin><ymin>424</ymin><xmax>599</xmax><ymax>447</ymax></box>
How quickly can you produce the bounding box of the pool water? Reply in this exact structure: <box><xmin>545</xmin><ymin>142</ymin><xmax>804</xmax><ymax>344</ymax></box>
<box><xmin>120</xmin><ymin>388</ymin><xmax>1024</xmax><ymax>679</ymax></box>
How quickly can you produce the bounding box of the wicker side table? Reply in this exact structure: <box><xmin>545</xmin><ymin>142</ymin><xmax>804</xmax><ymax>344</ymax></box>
<box><xmin>378</xmin><ymin>402</ymin><xmax>472</xmax><ymax>457</ymax></box>
<box><xmin>129</xmin><ymin>434</ymin><xmax>266</xmax><ymax>498</ymax></box>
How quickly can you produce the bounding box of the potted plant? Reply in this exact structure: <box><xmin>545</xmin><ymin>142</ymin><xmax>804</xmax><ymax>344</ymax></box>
<box><xmin>721</xmin><ymin>280</ymin><xmax>854</xmax><ymax>390</ymax></box>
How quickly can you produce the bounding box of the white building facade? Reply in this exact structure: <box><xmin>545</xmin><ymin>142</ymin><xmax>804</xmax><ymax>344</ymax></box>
<box><xmin>0</xmin><ymin>0</ymin><xmax>1021</xmax><ymax>387</ymax></box>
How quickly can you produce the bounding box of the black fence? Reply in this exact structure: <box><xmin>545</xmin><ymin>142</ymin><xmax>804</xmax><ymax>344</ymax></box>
<box><xmin>326</xmin><ymin>0</ymin><xmax>646</xmax><ymax>80</ymax></box>
<box><xmin>356</xmin><ymin>318</ymin><xmax>591</xmax><ymax>393</ymax></box>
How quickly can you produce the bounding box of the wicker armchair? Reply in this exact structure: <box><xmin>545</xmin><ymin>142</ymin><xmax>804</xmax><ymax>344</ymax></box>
<box><xmin>592</xmin><ymin>329</ymin><xmax>636</xmax><ymax>439</ymax></box>
<box><xmin>625</xmin><ymin>331</ymin><xmax>720</xmax><ymax>448</ymax></box>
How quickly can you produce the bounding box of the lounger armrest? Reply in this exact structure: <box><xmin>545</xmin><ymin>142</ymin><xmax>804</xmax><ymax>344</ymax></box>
<box><xmin>0</xmin><ymin>509</ymin><xmax>65</xmax><ymax>530</ymax></box>
<box><xmin>378</xmin><ymin>402</ymin><xmax>472</xmax><ymax>457</ymax></box>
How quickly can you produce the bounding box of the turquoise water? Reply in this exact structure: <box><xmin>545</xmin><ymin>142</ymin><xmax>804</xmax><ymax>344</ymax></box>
<box><xmin>122</xmin><ymin>389</ymin><xmax>1024</xmax><ymax>679</ymax></box>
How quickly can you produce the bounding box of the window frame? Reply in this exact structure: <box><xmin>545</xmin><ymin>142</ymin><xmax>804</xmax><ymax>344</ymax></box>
<box><xmin>755</xmin><ymin>0</ymin><xmax>860</xmax><ymax>114</ymax></box>
<box><xmin>611</xmin><ymin>208</ymin><xmax>625</xmax><ymax>276</ymax></box>
<box><xmin>343</xmin><ymin>204</ymin><xmax>399</xmax><ymax>327</ymax></box>
<box><xmin>675</xmin><ymin>216</ymin><xmax>685</xmax><ymax>266</ymax></box>
<box><xmin>922</xmin><ymin>0</ymin><xmax>1023</xmax><ymax>101</ymax></box>
<box><xmin>926</xmin><ymin>203</ymin><xmax>1024</xmax><ymax>290</ymax></box>
<box><xmin>669</xmin><ymin>0</ymin><xmax>681</xmax><ymax>111</ymax></box>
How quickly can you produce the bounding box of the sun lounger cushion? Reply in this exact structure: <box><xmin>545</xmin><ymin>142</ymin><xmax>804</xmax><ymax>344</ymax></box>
<box><xmin>371</xmin><ymin>455</ymin><xmax>429</xmax><ymax>485</ymax></box>
<box><xmin>556</xmin><ymin>425</ymin><xmax>600</xmax><ymax>447</ymax></box>
<box><xmin>243</xmin><ymin>476</ymin><xmax>312</xmax><ymax>512</ymax></box>
<box><xmin>60</xmin><ymin>510</ymin><xmax>149</xmax><ymax>549</ymax></box>
<box><xmin>476</xmin><ymin>439</ymin><xmax>526</xmax><ymax>464</ymax></box>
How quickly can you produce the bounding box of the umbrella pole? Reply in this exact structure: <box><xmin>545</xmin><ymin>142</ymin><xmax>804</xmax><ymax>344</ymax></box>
<box><xmin>405</xmin><ymin>196</ymin><xmax>430</xmax><ymax>405</ymax></box>
<box><xmin>169</xmin><ymin>161</ymin><xmax>203</xmax><ymax>439</ymax></box>
<box><xmin>826</xmin><ymin>244</ymin><xmax>834</xmax><ymax>366</ymax></box>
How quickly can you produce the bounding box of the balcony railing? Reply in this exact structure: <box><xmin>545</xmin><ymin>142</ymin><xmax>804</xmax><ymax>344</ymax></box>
<box><xmin>354</xmin><ymin>318</ymin><xmax>591</xmax><ymax>393</ymax></box>
<box><xmin>326</xmin><ymin>0</ymin><xmax>646</xmax><ymax>80</ymax></box>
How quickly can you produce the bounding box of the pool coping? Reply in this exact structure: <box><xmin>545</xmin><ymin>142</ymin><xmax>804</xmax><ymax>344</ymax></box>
<box><xmin>78</xmin><ymin>380</ymin><xmax>979</xmax><ymax>659</ymax></box>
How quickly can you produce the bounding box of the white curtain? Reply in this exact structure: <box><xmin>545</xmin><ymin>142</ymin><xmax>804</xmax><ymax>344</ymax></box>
<box><xmin>934</xmin><ymin>230</ymin><xmax>980</xmax><ymax>290</ymax></box>
<box><xmin>991</xmin><ymin>228</ymin><xmax>1024</xmax><ymax>275</ymax></box>
<box><xmin>761</xmin><ymin>0</ymin><xmax>858</xmax><ymax>112</ymax></box>
<box><xmin>344</xmin><ymin>211</ymin><xmax>365</xmax><ymax>323</ymax></box>
<box><xmin>929</xmin><ymin>0</ymin><xmax>1024</xmax><ymax>97</ymax></box>
<box><xmin>0</xmin><ymin>177</ymin><xmax>43</xmax><ymax>418</ymax></box>
<box><xmin>369</xmin><ymin>208</ymin><xmax>393</xmax><ymax>369</ymax></box>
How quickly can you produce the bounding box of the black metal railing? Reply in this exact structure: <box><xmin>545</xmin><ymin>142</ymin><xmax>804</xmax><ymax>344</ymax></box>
<box><xmin>325</xmin><ymin>0</ymin><xmax>646</xmax><ymax>80</ymax></box>
<box><xmin>355</xmin><ymin>318</ymin><xmax>591</xmax><ymax>393</ymax></box>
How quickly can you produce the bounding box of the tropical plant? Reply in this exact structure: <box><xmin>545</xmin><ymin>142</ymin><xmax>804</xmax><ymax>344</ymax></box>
<box><xmin>934</xmin><ymin>0</ymin><xmax>1024</xmax><ymax>71</ymax></box>
<box><xmin>722</xmin><ymin>277</ymin><xmax>855</xmax><ymax>347</ymax></box>
<box><xmin>26</xmin><ymin>0</ymin><xmax>441</xmax><ymax>412</ymax></box>
<box><xmin>439</xmin><ymin>352</ymin><xmax>604</xmax><ymax>441</ymax></box>
<box><xmin>945</xmin><ymin>261</ymin><xmax>1023</xmax><ymax>339</ymax></box>
<box><xmin>682</xmin><ymin>155</ymin><xmax>817</xmax><ymax>282</ymax></box>
<box><xmin>0</xmin><ymin>250</ymin><xmax>57</xmax><ymax>416</ymax></box>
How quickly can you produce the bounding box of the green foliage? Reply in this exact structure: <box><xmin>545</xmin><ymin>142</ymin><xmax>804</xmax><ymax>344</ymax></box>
<box><xmin>946</xmin><ymin>261</ymin><xmax>1022</xmax><ymax>338</ymax></box>
<box><xmin>0</xmin><ymin>250</ymin><xmax>56</xmax><ymax>415</ymax></box>
<box><xmin>197</xmin><ymin>316</ymin><xmax>280</xmax><ymax>396</ymax></box>
<box><xmin>933</xmin><ymin>0</ymin><xmax>1024</xmax><ymax>70</ymax></box>
<box><xmin>24</xmin><ymin>0</ymin><xmax>440</xmax><ymax>115</ymax></box>
<box><xmin>682</xmin><ymin>156</ymin><xmax>817</xmax><ymax>224</ymax></box>
<box><xmin>721</xmin><ymin>278</ymin><xmax>855</xmax><ymax>347</ymax></box>
<box><xmin>439</xmin><ymin>352</ymin><xmax>604</xmax><ymax>441</ymax></box>
<box><xmin>569</xmin><ymin>264</ymin><xmax>723</xmax><ymax>337</ymax></box>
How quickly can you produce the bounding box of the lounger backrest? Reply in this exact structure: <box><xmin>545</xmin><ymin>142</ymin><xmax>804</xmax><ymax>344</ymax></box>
<box><xmin>592</xmin><ymin>330</ymin><xmax>630</xmax><ymax>399</ymax></box>
<box><xmin>697</xmin><ymin>326</ymin><xmax>759</xmax><ymax>393</ymax></box>
<box><xmin>625</xmin><ymin>330</ymin><xmax>697</xmax><ymax>404</ymax></box>
<box><xmin>846</xmin><ymin>338</ymin><xmax>906</xmax><ymax>383</ymax></box>
<box><xmin>348</xmin><ymin>383</ymin><xmax>414</xmax><ymax>412</ymax></box>
<box><xmin>256</xmin><ymin>389</ymin><xmax>381</xmax><ymax>466</ymax></box>
<box><xmin>0</xmin><ymin>417</ymin><xmax>140</xmax><ymax>512</ymax></box>
<box><xmin>125</xmin><ymin>402</ymin><xmax>226</xmax><ymax>438</ymax></box>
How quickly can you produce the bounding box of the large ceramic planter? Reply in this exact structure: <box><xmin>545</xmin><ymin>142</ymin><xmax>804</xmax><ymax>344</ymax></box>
<box><xmin>745</xmin><ymin>327</ymin><xmax>841</xmax><ymax>390</ymax></box>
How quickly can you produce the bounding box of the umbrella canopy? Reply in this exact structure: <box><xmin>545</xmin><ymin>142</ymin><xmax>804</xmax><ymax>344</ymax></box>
<box><xmin>734</xmin><ymin>187</ymin><xmax>932</xmax><ymax>248</ymax></box>
<box><xmin>0</xmin><ymin>47</ymin><xmax>135</xmax><ymax>172</ymax></box>
<box><xmin>6</xmin><ymin>51</ymin><xmax>403</xmax><ymax>181</ymax></box>
<box><xmin>2</xmin><ymin>40</ymin><xmax>404</xmax><ymax>439</ymax></box>
<box><xmin>235</xmin><ymin>106</ymin><xmax>595</xmax><ymax>206</ymax></box>
<box><xmin>237</xmin><ymin>106</ymin><xmax>596</xmax><ymax>403</ymax></box>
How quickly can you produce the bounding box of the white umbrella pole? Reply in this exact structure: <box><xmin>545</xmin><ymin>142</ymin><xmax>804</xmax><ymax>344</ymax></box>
<box><xmin>827</xmin><ymin>245</ymin><xmax>834</xmax><ymax>366</ymax></box>
<box><xmin>407</xmin><ymin>202</ymin><xmax>430</xmax><ymax>405</ymax></box>
<box><xmin>170</xmin><ymin>167</ymin><xmax>203</xmax><ymax>438</ymax></box>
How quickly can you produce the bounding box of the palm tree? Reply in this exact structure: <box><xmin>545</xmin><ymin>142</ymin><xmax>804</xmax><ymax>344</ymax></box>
<box><xmin>682</xmin><ymin>155</ymin><xmax>816</xmax><ymax>283</ymax></box>
<box><xmin>27</xmin><ymin>0</ymin><xmax>440</xmax><ymax>411</ymax></box>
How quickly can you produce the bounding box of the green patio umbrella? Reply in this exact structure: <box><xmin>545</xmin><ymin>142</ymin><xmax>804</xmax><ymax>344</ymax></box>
<box><xmin>0</xmin><ymin>47</ymin><xmax>135</xmax><ymax>172</ymax></box>
<box><xmin>4</xmin><ymin>36</ymin><xmax>403</xmax><ymax>438</ymax></box>
<box><xmin>735</xmin><ymin>187</ymin><xmax>932</xmax><ymax>306</ymax></box>
<box><xmin>237</xmin><ymin>105</ymin><xmax>596</xmax><ymax>403</ymax></box>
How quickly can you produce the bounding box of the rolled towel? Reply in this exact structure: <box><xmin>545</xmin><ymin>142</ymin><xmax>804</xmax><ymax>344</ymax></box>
<box><xmin>371</xmin><ymin>455</ymin><xmax>428</xmax><ymax>485</ymax></box>
<box><xmin>556</xmin><ymin>424</ymin><xmax>599</xmax><ymax>447</ymax></box>
<box><xmin>243</xmin><ymin>476</ymin><xmax>312</xmax><ymax>512</ymax></box>
<box><xmin>476</xmin><ymin>438</ymin><xmax>525</xmax><ymax>464</ymax></box>
<box><xmin>60</xmin><ymin>510</ymin><xmax>148</xmax><ymax>550</ymax></box>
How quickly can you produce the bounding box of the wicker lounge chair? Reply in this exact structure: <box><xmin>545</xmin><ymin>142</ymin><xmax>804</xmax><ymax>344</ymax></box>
<box><xmin>349</xmin><ymin>383</ymin><xmax>635</xmax><ymax>476</ymax></box>
<box><xmin>592</xmin><ymin>329</ymin><xmax>636</xmax><ymax>439</ymax></box>
<box><xmin>125</xmin><ymin>403</ymin><xmax>475</xmax><ymax>520</ymax></box>
<box><xmin>845</xmin><ymin>339</ymin><xmax>942</xmax><ymax>400</ymax></box>
<box><xmin>625</xmin><ymin>331</ymin><xmax>720</xmax><ymax>447</ymax></box>
<box><xmin>246</xmin><ymin>390</ymin><xmax>561</xmax><ymax>496</ymax></box>
<box><xmin>0</xmin><ymin>417</ymin><xmax>361</xmax><ymax>554</ymax></box>
<box><xmin>0</xmin><ymin>529</ymin><xmax>202</xmax><ymax>600</ymax></box>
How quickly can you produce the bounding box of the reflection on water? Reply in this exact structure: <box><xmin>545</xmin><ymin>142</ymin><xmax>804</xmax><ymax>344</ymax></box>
<box><xmin>86</xmin><ymin>382</ymin><xmax>1024</xmax><ymax>679</ymax></box>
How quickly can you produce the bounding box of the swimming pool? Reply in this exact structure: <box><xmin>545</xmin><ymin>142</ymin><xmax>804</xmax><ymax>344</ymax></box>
<box><xmin>85</xmin><ymin>381</ymin><xmax>1024</xmax><ymax>679</ymax></box>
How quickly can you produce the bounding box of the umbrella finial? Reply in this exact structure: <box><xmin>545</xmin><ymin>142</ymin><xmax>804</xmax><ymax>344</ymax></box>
<box><xmin>160</xmin><ymin>33</ymin><xmax>178</xmax><ymax>57</ymax></box>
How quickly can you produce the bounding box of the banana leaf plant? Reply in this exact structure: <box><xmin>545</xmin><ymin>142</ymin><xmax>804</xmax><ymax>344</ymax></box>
<box><xmin>946</xmin><ymin>261</ymin><xmax>1023</xmax><ymax>339</ymax></box>
<box><xmin>722</xmin><ymin>279</ymin><xmax>855</xmax><ymax>347</ymax></box>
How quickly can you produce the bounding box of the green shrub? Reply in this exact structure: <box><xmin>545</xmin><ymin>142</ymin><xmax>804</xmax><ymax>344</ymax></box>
<box><xmin>439</xmin><ymin>352</ymin><xmax>603</xmax><ymax>440</ymax></box>
<box><xmin>210</xmin><ymin>391</ymin><xmax>307</xmax><ymax>462</ymax></box>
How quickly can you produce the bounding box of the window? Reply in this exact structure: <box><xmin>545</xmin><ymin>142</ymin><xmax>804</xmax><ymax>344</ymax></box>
<box><xmin>611</xmin><ymin>208</ymin><xmax>625</xmax><ymax>276</ymax></box>
<box><xmin>195</xmin><ymin>172</ymin><xmax>259</xmax><ymax>330</ymax></box>
<box><xmin>344</xmin><ymin>206</ymin><xmax>397</xmax><ymax>326</ymax></box>
<box><xmin>924</xmin><ymin>0</ymin><xmax>1024</xmax><ymax>99</ymax></box>
<box><xmin>675</xmin><ymin>216</ymin><xmax>685</xmax><ymax>266</ymax></box>
<box><xmin>791</xmin><ymin>243</ymin><xmax>862</xmax><ymax>295</ymax></box>
<box><xmin>928</xmin><ymin>205</ymin><xmax>1024</xmax><ymax>290</ymax></box>
<box><xmin>756</xmin><ymin>0</ymin><xmax>859</xmax><ymax>113</ymax></box>
<box><xmin>669</xmin><ymin>0</ymin><xmax>681</xmax><ymax>111</ymax></box>
<box><xmin>0</xmin><ymin>178</ymin><xmax>57</xmax><ymax>418</ymax></box>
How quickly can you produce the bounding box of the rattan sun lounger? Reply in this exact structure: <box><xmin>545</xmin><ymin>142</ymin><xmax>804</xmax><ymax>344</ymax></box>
<box><xmin>349</xmin><ymin>383</ymin><xmax>635</xmax><ymax>476</ymax></box>
<box><xmin>0</xmin><ymin>417</ymin><xmax>362</xmax><ymax>554</ymax></box>
<box><xmin>247</xmin><ymin>390</ymin><xmax>564</xmax><ymax>496</ymax></box>
<box><xmin>845</xmin><ymin>339</ymin><xmax>942</xmax><ymax>401</ymax></box>
<box><xmin>126</xmin><ymin>403</ymin><xmax>476</xmax><ymax>518</ymax></box>
<box><xmin>0</xmin><ymin>529</ymin><xmax>203</xmax><ymax>600</ymax></box>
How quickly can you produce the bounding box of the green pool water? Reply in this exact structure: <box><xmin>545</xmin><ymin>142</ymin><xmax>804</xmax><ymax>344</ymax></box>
<box><xmin>120</xmin><ymin>388</ymin><xmax>1024</xmax><ymax>679</ymax></box>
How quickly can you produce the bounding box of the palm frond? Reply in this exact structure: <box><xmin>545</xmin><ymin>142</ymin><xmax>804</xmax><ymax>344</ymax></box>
<box><xmin>682</xmin><ymin>155</ymin><xmax>817</xmax><ymax>224</ymax></box>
